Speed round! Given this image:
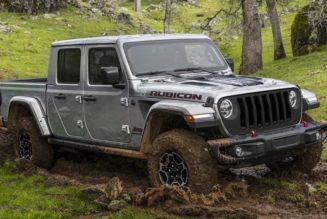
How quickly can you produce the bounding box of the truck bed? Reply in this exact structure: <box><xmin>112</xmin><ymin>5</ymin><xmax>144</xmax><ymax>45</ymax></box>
<box><xmin>0</xmin><ymin>78</ymin><xmax>47</xmax><ymax>122</ymax></box>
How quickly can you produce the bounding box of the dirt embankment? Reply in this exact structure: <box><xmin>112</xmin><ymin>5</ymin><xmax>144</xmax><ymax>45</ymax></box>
<box><xmin>0</xmin><ymin>133</ymin><xmax>326</xmax><ymax>218</ymax></box>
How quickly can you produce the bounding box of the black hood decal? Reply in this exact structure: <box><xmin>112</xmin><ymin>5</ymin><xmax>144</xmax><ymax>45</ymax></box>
<box><xmin>180</xmin><ymin>75</ymin><xmax>264</xmax><ymax>87</ymax></box>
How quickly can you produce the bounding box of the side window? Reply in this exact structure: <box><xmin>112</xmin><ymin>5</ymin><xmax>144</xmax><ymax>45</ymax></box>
<box><xmin>57</xmin><ymin>49</ymin><xmax>81</xmax><ymax>84</ymax></box>
<box><xmin>89</xmin><ymin>48</ymin><xmax>121</xmax><ymax>85</ymax></box>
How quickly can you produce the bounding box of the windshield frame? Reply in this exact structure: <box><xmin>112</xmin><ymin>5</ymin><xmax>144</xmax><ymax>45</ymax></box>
<box><xmin>122</xmin><ymin>39</ymin><xmax>229</xmax><ymax>78</ymax></box>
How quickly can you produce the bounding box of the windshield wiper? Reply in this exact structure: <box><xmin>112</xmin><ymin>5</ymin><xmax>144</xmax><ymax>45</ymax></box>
<box><xmin>173</xmin><ymin>67</ymin><xmax>218</xmax><ymax>74</ymax></box>
<box><xmin>137</xmin><ymin>70</ymin><xmax>184</xmax><ymax>78</ymax></box>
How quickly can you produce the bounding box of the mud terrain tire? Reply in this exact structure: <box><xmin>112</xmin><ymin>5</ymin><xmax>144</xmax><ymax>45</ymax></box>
<box><xmin>10</xmin><ymin>117</ymin><xmax>54</xmax><ymax>169</ymax></box>
<box><xmin>147</xmin><ymin>129</ymin><xmax>219</xmax><ymax>193</ymax></box>
<box><xmin>266</xmin><ymin>114</ymin><xmax>323</xmax><ymax>173</ymax></box>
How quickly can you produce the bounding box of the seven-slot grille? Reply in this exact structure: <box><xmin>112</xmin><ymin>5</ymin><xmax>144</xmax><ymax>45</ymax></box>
<box><xmin>219</xmin><ymin>89</ymin><xmax>302</xmax><ymax>135</ymax></box>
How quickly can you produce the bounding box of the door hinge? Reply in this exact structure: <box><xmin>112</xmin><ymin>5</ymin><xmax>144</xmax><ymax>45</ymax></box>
<box><xmin>77</xmin><ymin>120</ymin><xmax>84</xmax><ymax>129</ymax></box>
<box><xmin>120</xmin><ymin>98</ymin><xmax>129</xmax><ymax>107</ymax></box>
<box><xmin>122</xmin><ymin>125</ymin><xmax>130</xmax><ymax>134</ymax></box>
<box><xmin>75</xmin><ymin>96</ymin><xmax>83</xmax><ymax>104</ymax></box>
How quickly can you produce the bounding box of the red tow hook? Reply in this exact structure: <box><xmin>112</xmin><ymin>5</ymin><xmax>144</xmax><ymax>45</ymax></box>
<box><xmin>250</xmin><ymin>130</ymin><xmax>257</xmax><ymax>138</ymax></box>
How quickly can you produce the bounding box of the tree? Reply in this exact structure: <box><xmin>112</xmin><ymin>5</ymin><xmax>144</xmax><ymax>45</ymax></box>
<box><xmin>163</xmin><ymin>0</ymin><xmax>173</xmax><ymax>33</ymax></box>
<box><xmin>266</xmin><ymin>0</ymin><xmax>286</xmax><ymax>60</ymax></box>
<box><xmin>133</xmin><ymin>0</ymin><xmax>141</xmax><ymax>12</ymax></box>
<box><xmin>239</xmin><ymin>0</ymin><xmax>263</xmax><ymax>74</ymax></box>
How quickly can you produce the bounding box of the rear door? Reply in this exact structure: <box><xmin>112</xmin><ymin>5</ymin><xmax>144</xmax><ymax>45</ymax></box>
<box><xmin>47</xmin><ymin>46</ymin><xmax>85</xmax><ymax>139</ymax></box>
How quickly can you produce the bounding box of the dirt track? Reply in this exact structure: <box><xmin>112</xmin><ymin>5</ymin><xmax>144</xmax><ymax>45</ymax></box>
<box><xmin>0</xmin><ymin>136</ymin><xmax>326</xmax><ymax>218</ymax></box>
<box><xmin>44</xmin><ymin>152</ymin><xmax>327</xmax><ymax>218</ymax></box>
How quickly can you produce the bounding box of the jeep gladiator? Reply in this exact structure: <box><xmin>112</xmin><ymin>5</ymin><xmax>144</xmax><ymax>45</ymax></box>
<box><xmin>0</xmin><ymin>34</ymin><xmax>326</xmax><ymax>192</ymax></box>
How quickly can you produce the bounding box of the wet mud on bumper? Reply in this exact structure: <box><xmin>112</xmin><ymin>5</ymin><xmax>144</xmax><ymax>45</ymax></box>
<box><xmin>207</xmin><ymin>121</ymin><xmax>327</xmax><ymax>167</ymax></box>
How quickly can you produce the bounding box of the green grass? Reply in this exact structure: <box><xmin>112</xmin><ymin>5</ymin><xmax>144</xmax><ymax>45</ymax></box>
<box><xmin>323</xmin><ymin>146</ymin><xmax>327</xmax><ymax>160</ymax></box>
<box><xmin>260</xmin><ymin>178</ymin><xmax>301</xmax><ymax>191</ymax></box>
<box><xmin>0</xmin><ymin>162</ymin><xmax>98</xmax><ymax>218</ymax></box>
<box><xmin>315</xmin><ymin>182</ymin><xmax>327</xmax><ymax>191</ymax></box>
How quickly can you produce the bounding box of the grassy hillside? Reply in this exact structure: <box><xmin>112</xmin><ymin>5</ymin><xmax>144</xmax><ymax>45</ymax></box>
<box><xmin>0</xmin><ymin>7</ymin><xmax>137</xmax><ymax>79</ymax></box>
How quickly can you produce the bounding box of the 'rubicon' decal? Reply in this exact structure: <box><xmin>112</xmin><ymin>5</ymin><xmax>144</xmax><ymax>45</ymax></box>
<box><xmin>150</xmin><ymin>91</ymin><xmax>202</xmax><ymax>100</ymax></box>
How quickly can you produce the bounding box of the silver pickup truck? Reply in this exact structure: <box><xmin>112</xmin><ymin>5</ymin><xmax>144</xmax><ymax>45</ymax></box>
<box><xmin>0</xmin><ymin>34</ymin><xmax>326</xmax><ymax>192</ymax></box>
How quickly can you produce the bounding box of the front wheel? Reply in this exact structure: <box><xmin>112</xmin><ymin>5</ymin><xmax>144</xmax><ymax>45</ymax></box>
<box><xmin>10</xmin><ymin>117</ymin><xmax>54</xmax><ymax>169</ymax></box>
<box><xmin>266</xmin><ymin>113</ymin><xmax>323</xmax><ymax>173</ymax></box>
<box><xmin>266</xmin><ymin>143</ymin><xmax>323</xmax><ymax>174</ymax></box>
<box><xmin>147</xmin><ymin>129</ymin><xmax>219</xmax><ymax>193</ymax></box>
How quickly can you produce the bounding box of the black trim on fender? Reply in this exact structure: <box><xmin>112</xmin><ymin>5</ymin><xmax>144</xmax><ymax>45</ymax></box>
<box><xmin>187</xmin><ymin>120</ymin><xmax>220</xmax><ymax>128</ymax></box>
<box><xmin>303</xmin><ymin>100</ymin><xmax>320</xmax><ymax>111</ymax></box>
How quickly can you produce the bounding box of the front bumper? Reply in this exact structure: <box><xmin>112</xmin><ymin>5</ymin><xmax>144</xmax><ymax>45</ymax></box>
<box><xmin>207</xmin><ymin>121</ymin><xmax>327</xmax><ymax>167</ymax></box>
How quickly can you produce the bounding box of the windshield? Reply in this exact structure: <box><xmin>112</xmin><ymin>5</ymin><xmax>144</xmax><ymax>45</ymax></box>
<box><xmin>123</xmin><ymin>39</ymin><xmax>229</xmax><ymax>76</ymax></box>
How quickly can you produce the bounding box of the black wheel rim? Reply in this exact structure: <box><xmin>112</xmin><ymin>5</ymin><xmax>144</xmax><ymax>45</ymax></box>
<box><xmin>18</xmin><ymin>132</ymin><xmax>32</xmax><ymax>160</ymax></box>
<box><xmin>158</xmin><ymin>152</ymin><xmax>188</xmax><ymax>187</ymax></box>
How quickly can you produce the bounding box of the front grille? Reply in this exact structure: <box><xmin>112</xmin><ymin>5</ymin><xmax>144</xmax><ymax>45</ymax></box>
<box><xmin>219</xmin><ymin>89</ymin><xmax>302</xmax><ymax>135</ymax></box>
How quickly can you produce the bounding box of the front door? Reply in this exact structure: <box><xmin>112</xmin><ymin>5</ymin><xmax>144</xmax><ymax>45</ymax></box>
<box><xmin>47</xmin><ymin>47</ymin><xmax>85</xmax><ymax>139</ymax></box>
<box><xmin>83</xmin><ymin>45</ymin><xmax>130</xmax><ymax>144</ymax></box>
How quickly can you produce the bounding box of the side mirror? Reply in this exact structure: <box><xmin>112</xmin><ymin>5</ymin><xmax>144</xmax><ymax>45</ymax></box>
<box><xmin>225</xmin><ymin>58</ymin><xmax>234</xmax><ymax>72</ymax></box>
<box><xmin>101</xmin><ymin>67</ymin><xmax>120</xmax><ymax>85</ymax></box>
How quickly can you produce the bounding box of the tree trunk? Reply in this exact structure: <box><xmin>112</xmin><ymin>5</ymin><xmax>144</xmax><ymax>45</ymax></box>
<box><xmin>163</xmin><ymin>0</ymin><xmax>172</xmax><ymax>33</ymax></box>
<box><xmin>239</xmin><ymin>0</ymin><xmax>263</xmax><ymax>75</ymax></box>
<box><xmin>266</xmin><ymin>0</ymin><xmax>286</xmax><ymax>60</ymax></box>
<box><xmin>133</xmin><ymin>0</ymin><xmax>141</xmax><ymax>12</ymax></box>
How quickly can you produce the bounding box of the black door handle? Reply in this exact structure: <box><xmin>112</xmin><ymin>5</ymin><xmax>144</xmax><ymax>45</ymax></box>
<box><xmin>54</xmin><ymin>94</ymin><xmax>66</xmax><ymax>100</ymax></box>
<box><xmin>83</xmin><ymin>95</ymin><xmax>96</xmax><ymax>102</ymax></box>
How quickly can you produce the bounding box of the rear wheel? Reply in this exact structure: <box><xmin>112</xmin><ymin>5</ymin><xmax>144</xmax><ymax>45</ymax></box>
<box><xmin>10</xmin><ymin>117</ymin><xmax>54</xmax><ymax>169</ymax></box>
<box><xmin>147</xmin><ymin>129</ymin><xmax>219</xmax><ymax>193</ymax></box>
<box><xmin>266</xmin><ymin>113</ymin><xmax>323</xmax><ymax>173</ymax></box>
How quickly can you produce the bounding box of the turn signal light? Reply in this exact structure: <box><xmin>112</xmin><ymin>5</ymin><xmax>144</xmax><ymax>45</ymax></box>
<box><xmin>184</xmin><ymin>115</ymin><xmax>195</xmax><ymax>123</ymax></box>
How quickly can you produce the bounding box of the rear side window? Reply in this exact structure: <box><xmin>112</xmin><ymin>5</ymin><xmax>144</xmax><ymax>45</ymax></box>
<box><xmin>57</xmin><ymin>49</ymin><xmax>81</xmax><ymax>84</ymax></box>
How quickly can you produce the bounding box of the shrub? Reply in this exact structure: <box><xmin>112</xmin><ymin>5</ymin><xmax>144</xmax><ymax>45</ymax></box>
<box><xmin>291</xmin><ymin>1</ymin><xmax>327</xmax><ymax>56</ymax></box>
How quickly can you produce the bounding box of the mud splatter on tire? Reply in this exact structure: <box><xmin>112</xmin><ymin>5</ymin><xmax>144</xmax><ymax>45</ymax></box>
<box><xmin>9</xmin><ymin>117</ymin><xmax>54</xmax><ymax>169</ymax></box>
<box><xmin>147</xmin><ymin>129</ymin><xmax>220</xmax><ymax>193</ymax></box>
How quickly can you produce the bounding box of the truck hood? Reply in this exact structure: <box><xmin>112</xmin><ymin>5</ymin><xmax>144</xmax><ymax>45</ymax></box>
<box><xmin>134</xmin><ymin>74</ymin><xmax>298</xmax><ymax>103</ymax></box>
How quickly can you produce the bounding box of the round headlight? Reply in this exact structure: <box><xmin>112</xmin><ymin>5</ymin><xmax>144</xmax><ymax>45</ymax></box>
<box><xmin>220</xmin><ymin>99</ymin><xmax>233</xmax><ymax>119</ymax></box>
<box><xmin>289</xmin><ymin>90</ymin><xmax>298</xmax><ymax>108</ymax></box>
